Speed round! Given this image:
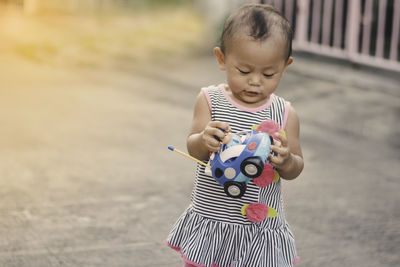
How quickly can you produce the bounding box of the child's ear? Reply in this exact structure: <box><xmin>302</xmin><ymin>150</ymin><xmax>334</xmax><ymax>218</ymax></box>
<box><xmin>285</xmin><ymin>57</ymin><xmax>293</xmax><ymax>68</ymax></box>
<box><xmin>281</xmin><ymin>57</ymin><xmax>293</xmax><ymax>74</ymax></box>
<box><xmin>213</xmin><ymin>47</ymin><xmax>226</xmax><ymax>71</ymax></box>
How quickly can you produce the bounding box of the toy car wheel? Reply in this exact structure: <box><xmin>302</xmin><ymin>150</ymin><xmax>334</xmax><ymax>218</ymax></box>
<box><xmin>224</xmin><ymin>182</ymin><xmax>246</xmax><ymax>198</ymax></box>
<box><xmin>240</xmin><ymin>157</ymin><xmax>264</xmax><ymax>178</ymax></box>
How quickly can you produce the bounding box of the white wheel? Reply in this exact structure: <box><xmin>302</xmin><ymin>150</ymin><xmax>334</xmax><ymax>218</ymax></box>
<box><xmin>224</xmin><ymin>167</ymin><xmax>236</xmax><ymax>179</ymax></box>
<box><xmin>244</xmin><ymin>164</ymin><xmax>258</xmax><ymax>176</ymax></box>
<box><xmin>227</xmin><ymin>184</ymin><xmax>241</xmax><ymax>197</ymax></box>
<box><xmin>240</xmin><ymin>157</ymin><xmax>263</xmax><ymax>178</ymax></box>
<box><xmin>224</xmin><ymin>182</ymin><xmax>246</xmax><ymax>198</ymax></box>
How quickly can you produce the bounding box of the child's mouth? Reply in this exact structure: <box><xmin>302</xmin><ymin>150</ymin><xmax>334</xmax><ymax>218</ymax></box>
<box><xmin>244</xmin><ymin>91</ymin><xmax>259</xmax><ymax>97</ymax></box>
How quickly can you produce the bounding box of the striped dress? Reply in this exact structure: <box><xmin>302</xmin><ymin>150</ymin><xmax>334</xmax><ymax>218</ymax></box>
<box><xmin>166</xmin><ymin>84</ymin><xmax>298</xmax><ymax>267</ymax></box>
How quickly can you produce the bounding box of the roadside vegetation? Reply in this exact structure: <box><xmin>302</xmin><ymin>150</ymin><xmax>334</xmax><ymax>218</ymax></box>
<box><xmin>0</xmin><ymin>3</ymin><xmax>206</xmax><ymax>68</ymax></box>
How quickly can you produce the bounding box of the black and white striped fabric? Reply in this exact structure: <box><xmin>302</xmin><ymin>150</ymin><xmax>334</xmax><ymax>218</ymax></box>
<box><xmin>167</xmin><ymin>84</ymin><xmax>297</xmax><ymax>267</ymax></box>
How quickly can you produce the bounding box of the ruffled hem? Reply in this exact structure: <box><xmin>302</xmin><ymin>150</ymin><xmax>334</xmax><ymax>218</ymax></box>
<box><xmin>165</xmin><ymin>241</ymin><xmax>209</xmax><ymax>267</ymax></box>
<box><xmin>166</xmin><ymin>241</ymin><xmax>300</xmax><ymax>267</ymax></box>
<box><xmin>166</xmin><ymin>206</ymin><xmax>298</xmax><ymax>267</ymax></box>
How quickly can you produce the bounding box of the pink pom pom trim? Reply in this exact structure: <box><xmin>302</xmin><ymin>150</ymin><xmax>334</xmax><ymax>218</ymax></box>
<box><xmin>257</xmin><ymin>119</ymin><xmax>281</xmax><ymax>140</ymax></box>
<box><xmin>253</xmin><ymin>163</ymin><xmax>275</xmax><ymax>187</ymax></box>
<box><xmin>244</xmin><ymin>202</ymin><xmax>269</xmax><ymax>223</ymax></box>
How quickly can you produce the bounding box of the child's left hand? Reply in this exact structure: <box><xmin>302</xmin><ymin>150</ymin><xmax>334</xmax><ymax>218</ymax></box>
<box><xmin>269</xmin><ymin>132</ymin><xmax>292</xmax><ymax>171</ymax></box>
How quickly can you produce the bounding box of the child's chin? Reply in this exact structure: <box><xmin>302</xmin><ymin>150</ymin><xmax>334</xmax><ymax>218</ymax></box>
<box><xmin>241</xmin><ymin>95</ymin><xmax>261</xmax><ymax>104</ymax></box>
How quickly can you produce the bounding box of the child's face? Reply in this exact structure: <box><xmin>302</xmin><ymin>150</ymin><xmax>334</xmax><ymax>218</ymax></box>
<box><xmin>214</xmin><ymin>33</ymin><xmax>292</xmax><ymax>107</ymax></box>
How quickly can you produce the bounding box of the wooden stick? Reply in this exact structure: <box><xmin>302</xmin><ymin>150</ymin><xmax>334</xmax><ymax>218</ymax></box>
<box><xmin>168</xmin><ymin>146</ymin><xmax>211</xmax><ymax>169</ymax></box>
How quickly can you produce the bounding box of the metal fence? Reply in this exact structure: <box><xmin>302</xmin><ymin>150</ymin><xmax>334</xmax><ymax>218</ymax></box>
<box><xmin>257</xmin><ymin>0</ymin><xmax>400</xmax><ymax>72</ymax></box>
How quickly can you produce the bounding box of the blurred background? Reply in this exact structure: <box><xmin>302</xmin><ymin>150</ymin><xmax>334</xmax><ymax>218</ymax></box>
<box><xmin>0</xmin><ymin>0</ymin><xmax>209</xmax><ymax>67</ymax></box>
<box><xmin>0</xmin><ymin>0</ymin><xmax>399</xmax><ymax>267</ymax></box>
<box><xmin>1</xmin><ymin>0</ymin><xmax>399</xmax><ymax>69</ymax></box>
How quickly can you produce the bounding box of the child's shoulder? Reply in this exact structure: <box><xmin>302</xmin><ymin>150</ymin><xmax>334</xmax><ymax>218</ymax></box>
<box><xmin>201</xmin><ymin>84</ymin><xmax>224</xmax><ymax>94</ymax></box>
<box><xmin>271</xmin><ymin>93</ymin><xmax>289</xmax><ymax>103</ymax></box>
<box><xmin>200</xmin><ymin>84</ymin><xmax>225</xmax><ymax>106</ymax></box>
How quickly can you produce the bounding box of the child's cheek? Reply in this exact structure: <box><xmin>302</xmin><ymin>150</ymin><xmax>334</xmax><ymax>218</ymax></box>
<box><xmin>229</xmin><ymin>75</ymin><xmax>246</xmax><ymax>91</ymax></box>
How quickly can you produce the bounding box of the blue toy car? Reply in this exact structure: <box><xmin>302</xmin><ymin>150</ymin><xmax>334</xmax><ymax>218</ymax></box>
<box><xmin>205</xmin><ymin>130</ymin><xmax>274</xmax><ymax>198</ymax></box>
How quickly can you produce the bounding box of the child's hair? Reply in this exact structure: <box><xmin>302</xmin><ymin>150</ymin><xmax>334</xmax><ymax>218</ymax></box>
<box><xmin>219</xmin><ymin>3</ymin><xmax>293</xmax><ymax>61</ymax></box>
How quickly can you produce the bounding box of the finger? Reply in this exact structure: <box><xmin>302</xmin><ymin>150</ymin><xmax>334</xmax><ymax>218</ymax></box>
<box><xmin>275</xmin><ymin>132</ymin><xmax>288</xmax><ymax>147</ymax></box>
<box><xmin>205</xmin><ymin>135</ymin><xmax>222</xmax><ymax>148</ymax></box>
<box><xmin>272</xmin><ymin>139</ymin><xmax>282</xmax><ymax>147</ymax></box>
<box><xmin>271</xmin><ymin>145</ymin><xmax>290</xmax><ymax>159</ymax></box>
<box><xmin>221</xmin><ymin>132</ymin><xmax>232</xmax><ymax>144</ymax></box>
<box><xmin>202</xmin><ymin>131</ymin><xmax>221</xmax><ymax>148</ymax></box>
<box><xmin>269</xmin><ymin>154</ymin><xmax>283</xmax><ymax>166</ymax></box>
<box><xmin>210</xmin><ymin>121</ymin><xmax>231</xmax><ymax>132</ymax></box>
<box><xmin>212</xmin><ymin>128</ymin><xmax>227</xmax><ymax>142</ymax></box>
<box><xmin>208</xmin><ymin>145</ymin><xmax>221</xmax><ymax>153</ymax></box>
<box><xmin>204</xmin><ymin>126</ymin><xmax>224</xmax><ymax>140</ymax></box>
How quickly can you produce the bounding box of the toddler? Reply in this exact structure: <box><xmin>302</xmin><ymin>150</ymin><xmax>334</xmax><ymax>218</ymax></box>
<box><xmin>166</xmin><ymin>3</ymin><xmax>304</xmax><ymax>267</ymax></box>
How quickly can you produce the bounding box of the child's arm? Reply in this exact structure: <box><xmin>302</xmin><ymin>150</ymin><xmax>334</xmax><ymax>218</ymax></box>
<box><xmin>187</xmin><ymin>91</ymin><xmax>231</xmax><ymax>161</ymax></box>
<box><xmin>269</xmin><ymin>106</ymin><xmax>304</xmax><ymax>180</ymax></box>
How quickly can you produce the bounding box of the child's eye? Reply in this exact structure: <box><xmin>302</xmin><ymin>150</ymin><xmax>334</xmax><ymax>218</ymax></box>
<box><xmin>237</xmin><ymin>68</ymin><xmax>250</xmax><ymax>75</ymax></box>
<box><xmin>263</xmin><ymin>73</ymin><xmax>274</xmax><ymax>77</ymax></box>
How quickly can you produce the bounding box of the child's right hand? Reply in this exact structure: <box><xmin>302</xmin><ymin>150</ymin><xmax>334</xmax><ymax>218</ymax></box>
<box><xmin>201</xmin><ymin>121</ymin><xmax>231</xmax><ymax>153</ymax></box>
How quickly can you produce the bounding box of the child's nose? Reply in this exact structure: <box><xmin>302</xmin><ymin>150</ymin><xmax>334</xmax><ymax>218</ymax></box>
<box><xmin>249</xmin><ymin>74</ymin><xmax>261</xmax><ymax>86</ymax></box>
